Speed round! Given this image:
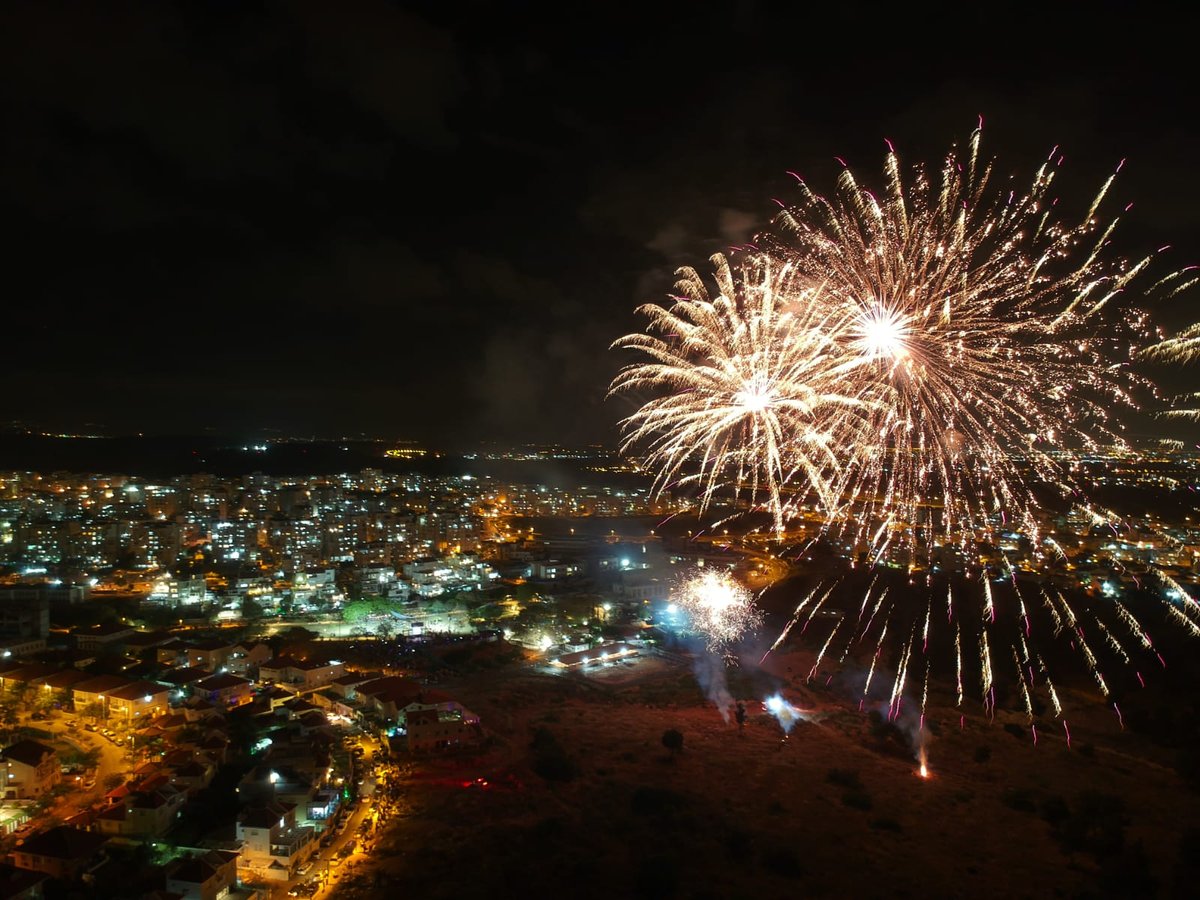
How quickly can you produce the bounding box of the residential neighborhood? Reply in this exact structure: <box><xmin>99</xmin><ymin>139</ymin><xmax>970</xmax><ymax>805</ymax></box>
<box><xmin>0</xmin><ymin>621</ymin><xmax>483</xmax><ymax>899</ymax></box>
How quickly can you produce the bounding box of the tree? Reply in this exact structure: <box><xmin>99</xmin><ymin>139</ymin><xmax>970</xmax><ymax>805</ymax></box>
<box><xmin>12</xmin><ymin>681</ymin><xmax>34</xmax><ymax>713</ymax></box>
<box><xmin>81</xmin><ymin>700</ymin><xmax>106</xmax><ymax>722</ymax></box>
<box><xmin>343</xmin><ymin>600</ymin><xmax>375</xmax><ymax>625</ymax></box>
<box><xmin>661</xmin><ymin>729</ymin><xmax>684</xmax><ymax>757</ymax></box>
<box><xmin>0</xmin><ymin>702</ymin><xmax>19</xmax><ymax>740</ymax></box>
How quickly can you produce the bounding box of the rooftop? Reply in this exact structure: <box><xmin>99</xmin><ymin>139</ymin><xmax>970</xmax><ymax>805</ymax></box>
<box><xmin>14</xmin><ymin>825</ymin><xmax>108</xmax><ymax>860</ymax></box>
<box><xmin>1</xmin><ymin>739</ymin><xmax>55</xmax><ymax>768</ymax></box>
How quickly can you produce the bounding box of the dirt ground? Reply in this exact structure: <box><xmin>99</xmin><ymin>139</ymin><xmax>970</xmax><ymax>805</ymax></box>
<box><xmin>341</xmin><ymin>648</ymin><xmax>1195</xmax><ymax>900</ymax></box>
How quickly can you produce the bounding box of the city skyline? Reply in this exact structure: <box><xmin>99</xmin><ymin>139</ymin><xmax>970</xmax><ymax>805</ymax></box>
<box><xmin>2</xmin><ymin>4</ymin><xmax>1198</xmax><ymax>446</ymax></box>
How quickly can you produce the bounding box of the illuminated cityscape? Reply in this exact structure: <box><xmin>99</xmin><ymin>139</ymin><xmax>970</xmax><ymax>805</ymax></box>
<box><xmin>0</xmin><ymin>437</ymin><xmax>1197</xmax><ymax>895</ymax></box>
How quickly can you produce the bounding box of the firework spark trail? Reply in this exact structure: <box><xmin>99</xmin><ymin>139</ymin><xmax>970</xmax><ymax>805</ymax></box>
<box><xmin>1017</xmin><ymin>630</ymin><xmax>1035</xmax><ymax>687</ymax></box>
<box><xmin>843</xmin><ymin>585</ymin><xmax>886</xmax><ymax>662</ymax></box>
<box><xmin>954</xmin><ymin>623</ymin><xmax>964</xmax><ymax>707</ymax></box>
<box><xmin>1163</xmin><ymin>602</ymin><xmax>1200</xmax><ymax>638</ymax></box>
<box><xmin>982</xmin><ymin>575</ymin><xmax>996</xmax><ymax>623</ymax></box>
<box><xmin>922</xmin><ymin>595</ymin><xmax>932</xmax><ymax>653</ymax></box>
<box><xmin>799</xmin><ymin>584</ymin><xmax>837</xmax><ymax>635</ymax></box>
<box><xmin>980</xmin><ymin>627</ymin><xmax>994</xmax><ymax>717</ymax></box>
<box><xmin>1153</xmin><ymin>569</ymin><xmax>1200</xmax><ymax>624</ymax></box>
<box><xmin>809</xmin><ymin>615</ymin><xmax>844</xmax><ymax>680</ymax></box>
<box><xmin>759</xmin><ymin>585</ymin><xmax>821</xmax><ymax>663</ymax></box>
<box><xmin>1073</xmin><ymin>622</ymin><xmax>1110</xmax><ymax>699</ymax></box>
<box><xmin>1045</xmin><ymin>537</ymin><xmax>1068</xmax><ymax>560</ymax></box>
<box><xmin>1114</xmin><ymin>600</ymin><xmax>1160</xmax><ymax>659</ymax></box>
<box><xmin>919</xmin><ymin>659</ymin><xmax>931</xmax><ymax>731</ymax></box>
<box><xmin>859</xmin><ymin>587</ymin><xmax>889</xmax><ymax>642</ymax></box>
<box><xmin>863</xmin><ymin>618</ymin><xmax>890</xmax><ymax>701</ymax></box>
<box><xmin>855</xmin><ymin>577</ymin><xmax>879</xmax><ymax>624</ymax></box>
<box><xmin>1093</xmin><ymin>614</ymin><xmax>1131</xmax><ymax>666</ymax></box>
<box><xmin>1039</xmin><ymin>655</ymin><xmax>1064</xmax><ymax>717</ymax></box>
<box><xmin>1142</xmin><ymin>315</ymin><xmax>1200</xmax><ymax>419</ymax></box>
<box><xmin>1041</xmin><ymin>589</ymin><xmax>1064</xmax><ymax>635</ymax></box>
<box><xmin>1053</xmin><ymin>589</ymin><xmax>1078</xmax><ymax>630</ymax></box>
<box><xmin>888</xmin><ymin>630</ymin><xmax>915</xmax><ymax>721</ymax></box>
<box><xmin>1013</xmin><ymin>648</ymin><xmax>1035</xmax><ymax>725</ymax></box>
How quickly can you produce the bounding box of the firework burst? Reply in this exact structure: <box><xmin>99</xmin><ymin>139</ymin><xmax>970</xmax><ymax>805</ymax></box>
<box><xmin>674</xmin><ymin>567</ymin><xmax>762</xmax><ymax>651</ymax></box>
<box><xmin>609</xmin><ymin>253</ymin><xmax>867</xmax><ymax>530</ymax></box>
<box><xmin>612</xmin><ymin>126</ymin><xmax>1198</xmax><ymax>762</ymax></box>
<box><xmin>765</xmin><ymin>127</ymin><xmax>1187</xmax><ymax>552</ymax></box>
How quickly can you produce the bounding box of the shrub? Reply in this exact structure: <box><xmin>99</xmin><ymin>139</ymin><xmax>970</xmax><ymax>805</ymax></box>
<box><xmin>760</xmin><ymin>847</ymin><xmax>804</xmax><ymax>878</ymax></box>
<box><xmin>826</xmin><ymin>768</ymin><xmax>861</xmax><ymax>789</ymax></box>
<box><xmin>661</xmin><ymin>729</ymin><xmax>684</xmax><ymax>756</ymax></box>
<box><xmin>1098</xmin><ymin>840</ymin><xmax>1157</xmax><ymax>898</ymax></box>
<box><xmin>973</xmin><ymin>745</ymin><xmax>992</xmax><ymax>764</ymax></box>
<box><xmin>870</xmin><ymin>816</ymin><xmax>903</xmax><ymax>832</ymax></box>
<box><xmin>1003</xmin><ymin>723</ymin><xmax>1025</xmax><ymax>740</ymax></box>
<box><xmin>1001</xmin><ymin>787</ymin><xmax>1036</xmax><ymax>813</ymax></box>
<box><xmin>842</xmin><ymin>789</ymin><xmax>873</xmax><ymax>811</ymax></box>
<box><xmin>1039</xmin><ymin>794</ymin><xmax>1070</xmax><ymax>826</ymax></box>
<box><xmin>632</xmin><ymin>786</ymin><xmax>688</xmax><ymax>817</ymax></box>
<box><xmin>634</xmin><ymin>855</ymin><xmax>681</xmax><ymax>898</ymax></box>
<box><xmin>1054</xmin><ymin>791</ymin><xmax>1127</xmax><ymax>857</ymax></box>
<box><xmin>529</xmin><ymin>728</ymin><xmax>578</xmax><ymax>783</ymax></box>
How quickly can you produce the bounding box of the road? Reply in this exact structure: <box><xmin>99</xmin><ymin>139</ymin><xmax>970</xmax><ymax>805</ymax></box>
<box><xmin>268</xmin><ymin>777</ymin><xmax>374</xmax><ymax>900</ymax></box>
<box><xmin>14</xmin><ymin>708</ymin><xmax>128</xmax><ymax>822</ymax></box>
<box><xmin>272</xmin><ymin>729</ymin><xmax>393</xmax><ymax>899</ymax></box>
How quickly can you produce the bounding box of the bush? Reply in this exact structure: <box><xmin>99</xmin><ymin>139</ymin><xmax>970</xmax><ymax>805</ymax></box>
<box><xmin>1003</xmin><ymin>723</ymin><xmax>1025</xmax><ymax>740</ymax></box>
<box><xmin>529</xmin><ymin>728</ymin><xmax>578</xmax><ymax>783</ymax></box>
<box><xmin>632</xmin><ymin>786</ymin><xmax>688</xmax><ymax>817</ymax></box>
<box><xmin>1098</xmin><ymin>840</ymin><xmax>1157</xmax><ymax>898</ymax></box>
<box><xmin>1054</xmin><ymin>791</ymin><xmax>1127</xmax><ymax>857</ymax></box>
<box><xmin>661</xmin><ymin>729</ymin><xmax>684</xmax><ymax>756</ymax></box>
<box><xmin>870</xmin><ymin>817</ymin><xmax>903</xmax><ymax>832</ymax></box>
<box><xmin>634</xmin><ymin>856</ymin><xmax>681</xmax><ymax>898</ymax></box>
<box><xmin>1001</xmin><ymin>787</ymin><xmax>1036</xmax><ymax>813</ymax></box>
<box><xmin>1039</xmin><ymin>794</ymin><xmax>1070</xmax><ymax>826</ymax></box>
<box><xmin>760</xmin><ymin>847</ymin><xmax>804</xmax><ymax>878</ymax></box>
<box><xmin>723</xmin><ymin>828</ymin><xmax>751</xmax><ymax>859</ymax></box>
<box><xmin>973</xmin><ymin>745</ymin><xmax>992</xmax><ymax>764</ymax></box>
<box><xmin>842</xmin><ymin>789</ymin><xmax>873</xmax><ymax>811</ymax></box>
<box><xmin>826</xmin><ymin>768</ymin><xmax>861</xmax><ymax>789</ymax></box>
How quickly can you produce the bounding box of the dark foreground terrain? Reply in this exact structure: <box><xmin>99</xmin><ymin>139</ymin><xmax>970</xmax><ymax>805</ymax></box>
<box><xmin>338</xmin><ymin>644</ymin><xmax>1196</xmax><ymax>900</ymax></box>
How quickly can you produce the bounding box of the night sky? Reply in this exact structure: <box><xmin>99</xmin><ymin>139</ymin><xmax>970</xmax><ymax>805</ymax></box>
<box><xmin>3</xmin><ymin>2</ymin><xmax>1198</xmax><ymax>447</ymax></box>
